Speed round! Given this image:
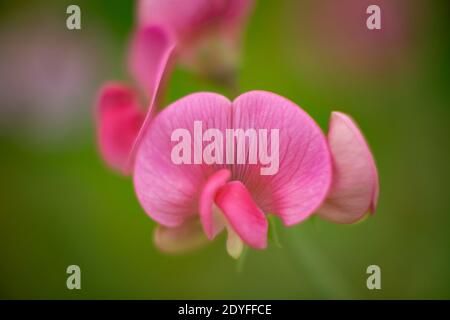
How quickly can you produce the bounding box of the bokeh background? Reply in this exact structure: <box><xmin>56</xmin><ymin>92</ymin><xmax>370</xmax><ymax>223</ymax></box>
<box><xmin>1</xmin><ymin>0</ymin><xmax>449</xmax><ymax>299</ymax></box>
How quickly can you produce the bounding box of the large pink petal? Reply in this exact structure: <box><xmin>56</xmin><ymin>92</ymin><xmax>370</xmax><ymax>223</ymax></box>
<box><xmin>154</xmin><ymin>218</ymin><xmax>208</xmax><ymax>253</ymax></box>
<box><xmin>128</xmin><ymin>25</ymin><xmax>176</xmax><ymax>169</ymax></box>
<box><xmin>231</xmin><ymin>91</ymin><xmax>333</xmax><ymax>226</ymax></box>
<box><xmin>96</xmin><ymin>83</ymin><xmax>144</xmax><ymax>174</ymax></box>
<box><xmin>133</xmin><ymin>93</ymin><xmax>232</xmax><ymax>227</ymax></box>
<box><xmin>316</xmin><ymin>112</ymin><xmax>379</xmax><ymax>223</ymax></box>
<box><xmin>215</xmin><ymin>181</ymin><xmax>268</xmax><ymax>249</ymax></box>
<box><xmin>134</xmin><ymin>91</ymin><xmax>332</xmax><ymax>227</ymax></box>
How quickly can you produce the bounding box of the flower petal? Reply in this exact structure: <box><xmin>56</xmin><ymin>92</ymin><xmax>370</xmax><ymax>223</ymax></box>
<box><xmin>215</xmin><ymin>181</ymin><xmax>268</xmax><ymax>249</ymax></box>
<box><xmin>96</xmin><ymin>83</ymin><xmax>144</xmax><ymax>174</ymax></box>
<box><xmin>133</xmin><ymin>92</ymin><xmax>232</xmax><ymax>227</ymax></box>
<box><xmin>154</xmin><ymin>218</ymin><xmax>208</xmax><ymax>253</ymax></box>
<box><xmin>231</xmin><ymin>91</ymin><xmax>333</xmax><ymax>226</ymax></box>
<box><xmin>316</xmin><ymin>112</ymin><xmax>379</xmax><ymax>223</ymax></box>
<box><xmin>199</xmin><ymin>169</ymin><xmax>231</xmax><ymax>239</ymax></box>
<box><xmin>137</xmin><ymin>0</ymin><xmax>251</xmax><ymax>40</ymax></box>
<box><xmin>225</xmin><ymin>224</ymin><xmax>245</xmax><ymax>259</ymax></box>
<box><xmin>128</xmin><ymin>26</ymin><xmax>176</xmax><ymax>169</ymax></box>
<box><xmin>129</xmin><ymin>25</ymin><xmax>176</xmax><ymax>99</ymax></box>
<box><xmin>136</xmin><ymin>1</ymin><xmax>253</xmax><ymax>86</ymax></box>
<box><xmin>133</xmin><ymin>91</ymin><xmax>332</xmax><ymax>230</ymax></box>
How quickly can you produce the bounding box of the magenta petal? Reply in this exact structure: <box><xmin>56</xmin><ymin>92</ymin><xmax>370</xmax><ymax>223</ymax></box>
<box><xmin>215</xmin><ymin>181</ymin><xmax>268</xmax><ymax>249</ymax></box>
<box><xmin>96</xmin><ymin>83</ymin><xmax>144</xmax><ymax>174</ymax></box>
<box><xmin>317</xmin><ymin>112</ymin><xmax>379</xmax><ymax>223</ymax></box>
<box><xmin>199</xmin><ymin>169</ymin><xmax>231</xmax><ymax>240</ymax></box>
<box><xmin>133</xmin><ymin>93</ymin><xmax>232</xmax><ymax>227</ymax></box>
<box><xmin>231</xmin><ymin>91</ymin><xmax>333</xmax><ymax>226</ymax></box>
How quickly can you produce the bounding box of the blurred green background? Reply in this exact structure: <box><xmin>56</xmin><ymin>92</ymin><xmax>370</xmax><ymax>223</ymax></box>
<box><xmin>1</xmin><ymin>0</ymin><xmax>449</xmax><ymax>299</ymax></box>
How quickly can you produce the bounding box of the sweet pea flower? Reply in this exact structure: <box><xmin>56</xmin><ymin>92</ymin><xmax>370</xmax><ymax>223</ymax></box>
<box><xmin>135</xmin><ymin>0</ymin><xmax>254</xmax><ymax>85</ymax></box>
<box><xmin>132</xmin><ymin>91</ymin><xmax>379</xmax><ymax>258</ymax></box>
<box><xmin>96</xmin><ymin>26</ymin><xmax>176</xmax><ymax>174</ymax></box>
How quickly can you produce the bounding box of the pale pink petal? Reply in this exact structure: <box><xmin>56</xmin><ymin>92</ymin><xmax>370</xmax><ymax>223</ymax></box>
<box><xmin>215</xmin><ymin>181</ymin><xmax>268</xmax><ymax>249</ymax></box>
<box><xmin>231</xmin><ymin>91</ymin><xmax>333</xmax><ymax>226</ymax></box>
<box><xmin>96</xmin><ymin>83</ymin><xmax>144</xmax><ymax>174</ymax></box>
<box><xmin>133</xmin><ymin>93</ymin><xmax>232</xmax><ymax>227</ymax></box>
<box><xmin>199</xmin><ymin>169</ymin><xmax>231</xmax><ymax>239</ymax></box>
<box><xmin>128</xmin><ymin>25</ymin><xmax>176</xmax><ymax>169</ymax></box>
<box><xmin>154</xmin><ymin>218</ymin><xmax>208</xmax><ymax>253</ymax></box>
<box><xmin>316</xmin><ymin>112</ymin><xmax>379</xmax><ymax>223</ymax></box>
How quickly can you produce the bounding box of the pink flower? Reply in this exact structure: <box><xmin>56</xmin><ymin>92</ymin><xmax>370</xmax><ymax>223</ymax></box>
<box><xmin>96</xmin><ymin>26</ymin><xmax>176</xmax><ymax>174</ymax></box>
<box><xmin>96</xmin><ymin>2</ymin><xmax>379</xmax><ymax>258</ymax></box>
<box><xmin>132</xmin><ymin>91</ymin><xmax>379</xmax><ymax>258</ymax></box>
<box><xmin>134</xmin><ymin>0</ymin><xmax>254</xmax><ymax>83</ymax></box>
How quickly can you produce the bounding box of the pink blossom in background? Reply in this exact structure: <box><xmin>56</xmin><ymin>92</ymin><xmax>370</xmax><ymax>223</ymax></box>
<box><xmin>138</xmin><ymin>0</ymin><xmax>253</xmax><ymax>41</ymax></box>
<box><xmin>97</xmin><ymin>84</ymin><xmax>145</xmax><ymax>173</ymax></box>
<box><xmin>97</xmin><ymin>26</ymin><xmax>176</xmax><ymax>174</ymax></box>
<box><xmin>134</xmin><ymin>0</ymin><xmax>254</xmax><ymax>83</ymax></box>
<box><xmin>285</xmin><ymin>0</ymin><xmax>420</xmax><ymax>76</ymax></box>
<box><xmin>132</xmin><ymin>90</ymin><xmax>378</xmax><ymax>257</ymax></box>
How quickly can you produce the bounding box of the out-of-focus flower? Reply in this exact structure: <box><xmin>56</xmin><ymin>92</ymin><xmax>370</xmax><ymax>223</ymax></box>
<box><xmin>286</xmin><ymin>0</ymin><xmax>419</xmax><ymax>76</ymax></box>
<box><xmin>134</xmin><ymin>0</ymin><xmax>254</xmax><ymax>86</ymax></box>
<box><xmin>132</xmin><ymin>90</ymin><xmax>378</xmax><ymax>258</ymax></box>
<box><xmin>97</xmin><ymin>26</ymin><xmax>175</xmax><ymax>174</ymax></box>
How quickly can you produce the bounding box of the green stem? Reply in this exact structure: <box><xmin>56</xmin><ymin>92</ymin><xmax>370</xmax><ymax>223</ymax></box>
<box><xmin>236</xmin><ymin>245</ymin><xmax>249</xmax><ymax>273</ymax></box>
<box><xmin>279</xmin><ymin>220</ymin><xmax>355</xmax><ymax>298</ymax></box>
